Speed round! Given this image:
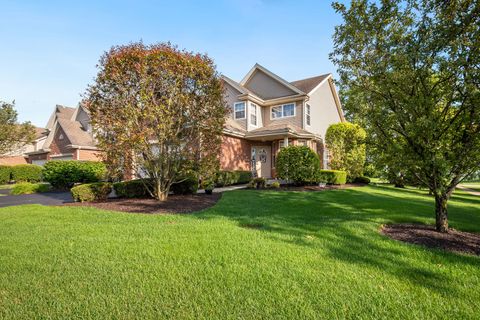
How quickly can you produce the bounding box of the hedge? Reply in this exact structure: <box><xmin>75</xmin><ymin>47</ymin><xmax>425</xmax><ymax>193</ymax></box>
<box><xmin>11</xmin><ymin>183</ymin><xmax>50</xmax><ymax>195</ymax></box>
<box><xmin>318</xmin><ymin>170</ymin><xmax>347</xmax><ymax>185</ymax></box>
<box><xmin>11</xmin><ymin>164</ymin><xmax>43</xmax><ymax>183</ymax></box>
<box><xmin>0</xmin><ymin>166</ymin><xmax>12</xmax><ymax>184</ymax></box>
<box><xmin>43</xmin><ymin>161</ymin><xmax>106</xmax><ymax>189</ymax></box>
<box><xmin>215</xmin><ymin>170</ymin><xmax>252</xmax><ymax>187</ymax></box>
<box><xmin>276</xmin><ymin>146</ymin><xmax>321</xmax><ymax>185</ymax></box>
<box><xmin>113</xmin><ymin>179</ymin><xmax>152</xmax><ymax>198</ymax></box>
<box><xmin>71</xmin><ymin>182</ymin><xmax>112</xmax><ymax>202</ymax></box>
<box><xmin>353</xmin><ymin>176</ymin><xmax>371</xmax><ymax>184</ymax></box>
<box><xmin>171</xmin><ymin>174</ymin><xmax>199</xmax><ymax>195</ymax></box>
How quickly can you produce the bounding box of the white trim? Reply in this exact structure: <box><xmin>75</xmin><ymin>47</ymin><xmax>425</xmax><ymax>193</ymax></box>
<box><xmin>270</xmin><ymin>103</ymin><xmax>296</xmax><ymax>120</ymax></box>
<box><xmin>250</xmin><ymin>102</ymin><xmax>258</xmax><ymax>127</ymax></box>
<box><xmin>305</xmin><ymin>103</ymin><xmax>311</xmax><ymax>127</ymax></box>
<box><xmin>50</xmin><ymin>153</ymin><xmax>74</xmax><ymax>158</ymax></box>
<box><xmin>240</xmin><ymin>63</ymin><xmax>305</xmax><ymax>95</ymax></box>
<box><xmin>306</xmin><ymin>74</ymin><xmax>332</xmax><ymax>95</ymax></box>
<box><xmin>233</xmin><ymin>101</ymin><xmax>246</xmax><ymax>120</ymax></box>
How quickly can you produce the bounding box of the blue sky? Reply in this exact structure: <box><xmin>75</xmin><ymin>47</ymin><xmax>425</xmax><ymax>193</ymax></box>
<box><xmin>0</xmin><ymin>0</ymin><xmax>343</xmax><ymax>127</ymax></box>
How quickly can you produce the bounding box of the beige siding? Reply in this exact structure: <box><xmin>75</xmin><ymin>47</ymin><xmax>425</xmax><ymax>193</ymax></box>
<box><xmin>244</xmin><ymin>69</ymin><xmax>297</xmax><ymax>100</ymax></box>
<box><xmin>223</xmin><ymin>82</ymin><xmax>246</xmax><ymax>130</ymax></box>
<box><xmin>262</xmin><ymin>100</ymin><xmax>304</xmax><ymax>128</ymax></box>
<box><xmin>305</xmin><ymin>80</ymin><xmax>342</xmax><ymax>138</ymax></box>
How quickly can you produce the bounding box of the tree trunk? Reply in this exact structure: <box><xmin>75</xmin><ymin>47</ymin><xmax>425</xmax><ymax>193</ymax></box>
<box><xmin>435</xmin><ymin>194</ymin><xmax>449</xmax><ymax>233</ymax></box>
<box><xmin>154</xmin><ymin>180</ymin><xmax>169</xmax><ymax>202</ymax></box>
<box><xmin>157</xmin><ymin>191</ymin><xmax>168</xmax><ymax>202</ymax></box>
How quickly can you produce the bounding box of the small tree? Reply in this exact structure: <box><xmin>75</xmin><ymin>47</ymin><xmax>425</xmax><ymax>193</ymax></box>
<box><xmin>0</xmin><ymin>101</ymin><xmax>35</xmax><ymax>154</ymax></box>
<box><xmin>325</xmin><ymin>122</ymin><xmax>366</xmax><ymax>180</ymax></box>
<box><xmin>276</xmin><ymin>146</ymin><xmax>320</xmax><ymax>185</ymax></box>
<box><xmin>331</xmin><ymin>0</ymin><xmax>480</xmax><ymax>232</ymax></box>
<box><xmin>86</xmin><ymin>42</ymin><xmax>227</xmax><ymax>201</ymax></box>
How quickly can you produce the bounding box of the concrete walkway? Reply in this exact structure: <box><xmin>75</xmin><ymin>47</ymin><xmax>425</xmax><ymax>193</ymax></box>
<box><xmin>457</xmin><ymin>185</ymin><xmax>480</xmax><ymax>197</ymax></box>
<box><xmin>197</xmin><ymin>184</ymin><xmax>247</xmax><ymax>194</ymax></box>
<box><xmin>0</xmin><ymin>191</ymin><xmax>73</xmax><ymax>208</ymax></box>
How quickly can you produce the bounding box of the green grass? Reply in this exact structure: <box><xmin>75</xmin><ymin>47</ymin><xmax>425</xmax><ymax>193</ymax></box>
<box><xmin>0</xmin><ymin>184</ymin><xmax>14</xmax><ymax>190</ymax></box>
<box><xmin>0</xmin><ymin>185</ymin><xmax>479</xmax><ymax>319</ymax></box>
<box><xmin>10</xmin><ymin>182</ymin><xmax>51</xmax><ymax>195</ymax></box>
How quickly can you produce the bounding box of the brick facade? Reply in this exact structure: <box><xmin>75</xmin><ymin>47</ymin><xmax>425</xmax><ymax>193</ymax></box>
<box><xmin>0</xmin><ymin>156</ymin><xmax>28</xmax><ymax>165</ymax></box>
<box><xmin>76</xmin><ymin>149</ymin><xmax>102</xmax><ymax>161</ymax></box>
<box><xmin>220</xmin><ymin>135</ymin><xmax>251</xmax><ymax>171</ymax></box>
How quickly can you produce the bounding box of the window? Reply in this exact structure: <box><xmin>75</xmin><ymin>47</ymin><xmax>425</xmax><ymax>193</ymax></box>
<box><xmin>306</xmin><ymin>104</ymin><xmax>311</xmax><ymax>126</ymax></box>
<box><xmin>234</xmin><ymin>102</ymin><xmax>245</xmax><ymax>119</ymax></box>
<box><xmin>271</xmin><ymin>103</ymin><xmax>295</xmax><ymax>119</ymax></box>
<box><xmin>323</xmin><ymin>147</ymin><xmax>330</xmax><ymax>169</ymax></box>
<box><xmin>250</xmin><ymin>103</ymin><xmax>257</xmax><ymax>126</ymax></box>
<box><xmin>298</xmin><ymin>140</ymin><xmax>307</xmax><ymax>146</ymax></box>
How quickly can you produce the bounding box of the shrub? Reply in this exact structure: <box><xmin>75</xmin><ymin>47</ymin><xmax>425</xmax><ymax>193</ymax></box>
<box><xmin>250</xmin><ymin>177</ymin><xmax>266</xmax><ymax>189</ymax></box>
<box><xmin>113</xmin><ymin>179</ymin><xmax>152</xmax><ymax>198</ymax></box>
<box><xmin>43</xmin><ymin>161</ymin><xmax>106</xmax><ymax>189</ymax></box>
<box><xmin>276</xmin><ymin>146</ymin><xmax>321</xmax><ymax>185</ymax></box>
<box><xmin>353</xmin><ymin>176</ymin><xmax>371</xmax><ymax>184</ymax></box>
<box><xmin>325</xmin><ymin>122</ymin><xmax>366</xmax><ymax>180</ymax></box>
<box><xmin>0</xmin><ymin>165</ymin><xmax>12</xmax><ymax>184</ymax></box>
<box><xmin>318</xmin><ymin>170</ymin><xmax>347</xmax><ymax>185</ymax></box>
<box><xmin>171</xmin><ymin>173</ymin><xmax>199</xmax><ymax>195</ymax></box>
<box><xmin>215</xmin><ymin>170</ymin><xmax>252</xmax><ymax>187</ymax></box>
<box><xmin>11</xmin><ymin>164</ymin><xmax>43</xmax><ymax>183</ymax></box>
<box><xmin>270</xmin><ymin>181</ymin><xmax>281</xmax><ymax>189</ymax></box>
<box><xmin>11</xmin><ymin>183</ymin><xmax>50</xmax><ymax>195</ymax></box>
<box><xmin>71</xmin><ymin>182</ymin><xmax>112</xmax><ymax>202</ymax></box>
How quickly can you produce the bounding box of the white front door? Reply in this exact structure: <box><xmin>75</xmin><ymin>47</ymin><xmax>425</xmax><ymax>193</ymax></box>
<box><xmin>251</xmin><ymin>146</ymin><xmax>271</xmax><ymax>178</ymax></box>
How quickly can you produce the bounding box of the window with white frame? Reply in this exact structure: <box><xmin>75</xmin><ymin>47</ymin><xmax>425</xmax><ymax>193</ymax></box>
<box><xmin>271</xmin><ymin>103</ymin><xmax>295</xmax><ymax>119</ymax></box>
<box><xmin>306</xmin><ymin>104</ymin><xmax>311</xmax><ymax>126</ymax></box>
<box><xmin>323</xmin><ymin>147</ymin><xmax>330</xmax><ymax>169</ymax></box>
<box><xmin>250</xmin><ymin>103</ymin><xmax>257</xmax><ymax>126</ymax></box>
<box><xmin>234</xmin><ymin>102</ymin><xmax>245</xmax><ymax>119</ymax></box>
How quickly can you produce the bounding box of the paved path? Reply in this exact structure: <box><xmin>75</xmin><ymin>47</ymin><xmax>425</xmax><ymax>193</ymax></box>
<box><xmin>197</xmin><ymin>184</ymin><xmax>247</xmax><ymax>194</ymax></box>
<box><xmin>0</xmin><ymin>192</ymin><xmax>73</xmax><ymax>208</ymax></box>
<box><xmin>457</xmin><ymin>185</ymin><xmax>480</xmax><ymax>197</ymax></box>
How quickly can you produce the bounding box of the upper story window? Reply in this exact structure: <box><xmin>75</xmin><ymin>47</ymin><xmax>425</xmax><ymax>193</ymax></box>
<box><xmin>250</xmin><ymin>103</ymin><xmax>257</xmax><ymax>126</ymax></box>
<box><xmin>306</xmin><ymin>104</ymin><xmax>311</xmax><ymax>126</ymax></box>
<box><xmin>271</xmin><ymin>103</ymin><xmax>295</xmax><ymax>119</ymax></box>
<box><xmin>234</xmin><ymin>102</ymin><xmax>246</xmax><ymax>120</ymax></box>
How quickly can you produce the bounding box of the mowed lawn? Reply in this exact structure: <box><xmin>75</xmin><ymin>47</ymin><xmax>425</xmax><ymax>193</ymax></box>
<box><xmin>0</xmin><ymin>185</ymin><xmax>479</xmax><ymax>319</ymax></box>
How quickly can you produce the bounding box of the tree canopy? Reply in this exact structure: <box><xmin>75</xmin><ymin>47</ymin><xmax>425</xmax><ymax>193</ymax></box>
<box><xmin>86</xmin><ymin>42</ymin><xmax>227</xmax><ymax>201</ymax></box>
<box><xmin>330</xmin><ymin>0</ymin><xmax>480</xmax><ymax>232</ymax></box>
<box><xmin>0</xmin><ymin>101</ymin><xmax>35</xmax><ymax>155</ymax></box>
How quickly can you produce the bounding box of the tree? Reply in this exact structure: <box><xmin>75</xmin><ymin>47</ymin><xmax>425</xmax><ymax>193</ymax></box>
<box><xmin>0</xmin><ymin>101</ymin><xmax>35</xmax><ymax>155</ymax></box>
<box><xmin>325</xmin><ymin>122</ymin><xmax>366</xmax><ymax>180</ymax></box>
<box><xmin>330</xmin><ymin>0</ymin><xmax>480</xmax><ymax>232</ymax></box>
<box><xmin>85</xmin><ymin>42</ymin><xmax>227</xmax><ymax>201</ymax></box>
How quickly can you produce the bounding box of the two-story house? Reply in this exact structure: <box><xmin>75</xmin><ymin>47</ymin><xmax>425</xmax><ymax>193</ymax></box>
<box><xmin>220</xmin><ymin>63</ymin><xmax>344</xmax><ymax>178</ymax></box>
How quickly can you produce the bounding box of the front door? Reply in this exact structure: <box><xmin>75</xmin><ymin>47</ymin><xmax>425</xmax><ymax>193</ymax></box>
<box><xmin>251</xmin><ymin>146</ymin><xmax>271</xmax><ymax>178</ymax></box>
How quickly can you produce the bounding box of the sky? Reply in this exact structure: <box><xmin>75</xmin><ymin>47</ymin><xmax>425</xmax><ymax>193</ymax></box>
<box><xmin>0</xmin><ymin>0</ymin><xmax>344</xmax><ymax>127</ymax></box>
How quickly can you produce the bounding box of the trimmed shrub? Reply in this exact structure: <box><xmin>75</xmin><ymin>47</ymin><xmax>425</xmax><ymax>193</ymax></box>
<box><xmin>43</xmin><ymin>161</ymin><xmax>106</xmax><ymax>189</ymax></box>
<box><xmin>0</xmin><ymin>165</ymin><xmax>12</xmax><ymax>184</ymax></box>
<box><xmin>318</xmin><ymin>170</ymin><xmax>347</xmax><ymax>185</ymax></box>
<box><xmin>113</xmin><ymin>179</ymin><xmax>152</xmax><ymax>198</ymax></box>
<box><xmin>171</xmin><ymin>173</ymin><xmax>199</xmax><ymax>195</ymax></box>
<box><xmin>215</xmin><ymin>170</ymin><xmax>252</xmax><ymax>187</ymax></box>
<box><xmin>11</xmin><ymin>164</ymin><xmax>43</xmax><ymax>183</ymax></box>
<box><xmin>353</xmin><ymin>176</ymin><xmax>371</xmax><ymax>184</ymax></box>
<box><xmin>276</xmin><ymin>146</ymin><xmax>321</xmax><ymax>185</ymax></box>
<box><xmin>270</xmin><ymin>181</ymin><xmax>281</xmax><ymax>189</ymax></box>
<box><xmin>11</xmin><ymin>183</ymin><xmax>50</xmax><ymax>195</ymax></box>
<box><xmin>250</xmin><ymin>177</ymin><xmax>266</xmax><ymax>189</ymax></box>
<box><xmin>71</xmin><ymin>182</ymin><xmax>112</xmax><ymax>202</ymax></box>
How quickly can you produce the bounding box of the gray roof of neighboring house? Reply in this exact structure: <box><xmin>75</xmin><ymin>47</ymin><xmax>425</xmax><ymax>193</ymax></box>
<box><xmin>34</xmin><ymin>127</ymin><xmax>48</xmax><ymax>140</ymax></box>
<box><xmin>56</xmin><ymin>118</ymin><xmax>95</xmax><ymax>147</ymax></box>
<box><xmin>245</xmin><ymin>123</ymin><xmax>315</xmax><ymax>138</ymax></box>
<box><xmin>290</xmin><ymin>74</ymin><xmax>331</xmax><ymax>94</ymax></box>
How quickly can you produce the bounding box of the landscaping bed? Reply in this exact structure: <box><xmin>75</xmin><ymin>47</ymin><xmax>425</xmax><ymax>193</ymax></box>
<box><xmin>273</xmin><ymin>183</ymin><xmax>366</xmax><ymax>192</ymax></box>
<box><xmin>65</xmin><ymin>193</ymin><xmax>221</xmax><ymax>214</ymax></box>
<box><xmin>381</xmin><ymin>223</ymin><xmax>480</xmax><ymax>256</ymax></box>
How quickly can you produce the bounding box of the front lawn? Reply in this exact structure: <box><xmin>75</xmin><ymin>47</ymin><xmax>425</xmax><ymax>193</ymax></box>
<box><xmin>0</xmin><ymin>185</ymin><xmax>479</xmax><ymax>319</ymax></box>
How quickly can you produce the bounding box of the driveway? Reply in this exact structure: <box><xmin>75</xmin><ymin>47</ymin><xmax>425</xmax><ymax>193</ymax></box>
<box><xmin>0</xmin><ymin>191</ymin><xmax>73</xmax><ymax>208</ymax></box>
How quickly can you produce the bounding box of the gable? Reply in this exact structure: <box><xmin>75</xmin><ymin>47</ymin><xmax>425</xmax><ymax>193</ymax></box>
<box><xmin>243</xmin><ymin>69</ymin><xmax>298</xmax><ymax>100</ymax></box>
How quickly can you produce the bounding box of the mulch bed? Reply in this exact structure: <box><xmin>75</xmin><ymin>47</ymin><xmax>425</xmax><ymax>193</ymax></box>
<box><xmin>65</xmin><ymin>193</ymin><xmax>222</xmax><ymax>214</ymax></box>
<box><xmin>381</xmin><ymin>224</ymin><xmax>480</xmax><ymax>256</ymax></box>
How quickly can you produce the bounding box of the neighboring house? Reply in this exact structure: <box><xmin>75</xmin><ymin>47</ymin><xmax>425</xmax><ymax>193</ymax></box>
<box><xmin>0</xmin><ymin>127</ymin><xmax>49</xmax><ymax>165</ymax></box>
<box><xmin>221</xmin><ymin>63</ymin><xmax>344</xmax><ymax>178</ymax></box>
<box><xmin>25</xmin><ymin>104</ymin><xmax>100</xmax><ymax>165</ymax></box>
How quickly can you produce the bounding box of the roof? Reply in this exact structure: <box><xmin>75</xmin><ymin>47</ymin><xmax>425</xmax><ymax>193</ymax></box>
<box><xmin>34</xmin><ymin>127</ymin><xmax>48</xmax><ymax>140</ymax></box>
<box><xmin>55</xmin><ymin>105</ymin><xmax>76</xmax><ymax>119</ymax></box>
<box><xmin>57</xmin><ymin>118</ymin><xmax>95</xmax><ymax>147</ymax></box>
<box><xmin>290</xmin><ymin>74</ymin><xmax>331</xmax><ymax>94</ymax></box>
<box><xmin>246</xmin><ymin>123</ymin><xmax>315</xmax><ymax>138</ymax></box>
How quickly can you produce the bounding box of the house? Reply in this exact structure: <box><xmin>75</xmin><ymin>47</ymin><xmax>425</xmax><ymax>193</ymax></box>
<box><xmin>0</xmin><ymin>127</ymin><xmax>49</xmax><ymax>165</ymax></box>
<box><xmin>25</xmin><ymin>104</ymin><xmax>100</xmax><ymax>165</ymax></box>
<box><xmin>220</xmin><ymin>63</ymin><xmax>344</xmax><ymax>178</ymax></box>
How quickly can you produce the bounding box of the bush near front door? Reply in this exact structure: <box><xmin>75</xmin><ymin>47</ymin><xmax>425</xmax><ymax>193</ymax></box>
<box><xmin>276</xmin><ymin>146</ymin><xmax>321</xmax><ymax>185</ymax></box>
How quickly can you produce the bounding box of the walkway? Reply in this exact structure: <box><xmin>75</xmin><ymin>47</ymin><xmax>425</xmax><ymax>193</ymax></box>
<box><xmin>457</xmin><ymin>185</ymin><xmax>480</xmax><ymax>197</ymax></box>
<box><xmin>0</xmin><ymin>191</ymin><xmax>73</xmax><ymax>208</ymax></box>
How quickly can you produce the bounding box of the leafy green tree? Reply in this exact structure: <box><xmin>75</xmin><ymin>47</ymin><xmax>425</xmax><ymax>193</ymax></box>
<box><xmin>330</xmin><ymin>0</ymin><xmax>480</xmax><ymax>232</ymax></box>
<box><xmin>276</xmin><ymin>146</ymin><xmax>320</xmax><ymax>185</ymax></box>
<box><xmin>0</xmin><ymin>101</ymin><xmax>34</xmax><ymax>155</ymax></box>
<box><xmin>325</xmin><ymin>122</ymin><xmax>366</xmax><ymax>181</ymax></box>
<box><xmin>86</xmin><ymin>42</ymin><xmax>227</xmax><ymax>201</ymax></box>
